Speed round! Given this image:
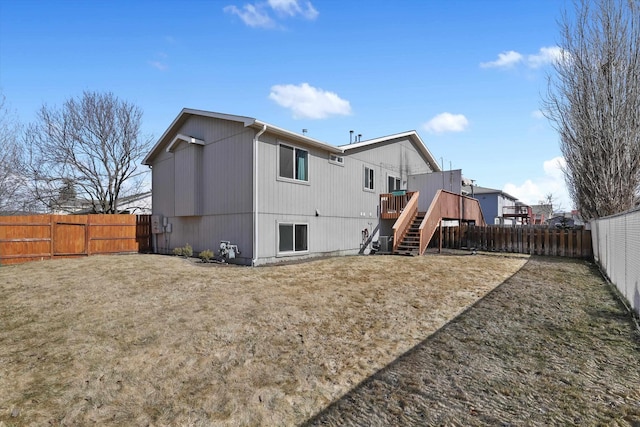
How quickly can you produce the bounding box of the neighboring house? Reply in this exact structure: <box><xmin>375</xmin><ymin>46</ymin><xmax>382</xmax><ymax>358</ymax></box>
<box><xmin>52</xmin><ymin>191</ymin><xmax>152</xmax><ymax>215</ymax></box>
<box><xmin>548</xmin><ymin>210</ymin><xmax>584</xmax><ymax>228</ymax></box>
<box><xmin>143</xmin><ymin>109</ymin><xmax>442</xmax><ymax>265</ymax></box>
<box><xmin>531</xmin><ymin>204</ymin><xmax>553</xmax><ymax>224</ymax></box>
<box><xmin>462</xmin><ymin>185</ymin><xmax>518</xmax><ymax>225</ymax></box>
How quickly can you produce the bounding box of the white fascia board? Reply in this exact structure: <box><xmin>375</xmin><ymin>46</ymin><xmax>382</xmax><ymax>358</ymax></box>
<box><xmin>143</xmin><ymin>108</ymin><xmax>258</xmax><ymax>165</ymax></box>
<box><xmin>182</xmin><ymin>108</ymin><xmax>255</xmax><ymax>127</ymax></box>
<box><xmin>252</xmin><ymin>120</ymin><xmax>342</xmax><ymax>154</ymax></box>
<box><xmin>165</xmin><ymin>134</ymin><xmax>206</xmax><ymax>153</ymax></box>
<box><xmin>144</xmin><ymin>108</ymin><xmax>347</xmax><ymax>165</ymax></box>
<box><xmin>340</xmin><ymin>130</ymin><xmax>441</xmax><ymax>172</ymax></box>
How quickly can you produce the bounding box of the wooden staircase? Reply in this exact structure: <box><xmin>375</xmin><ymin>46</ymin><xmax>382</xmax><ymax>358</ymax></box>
<box><xmin>394</xmin><ymin>212</ymin><xmax>425</xmax><ymax>256</ymax></box>
<box><xmin>383</xmin><ymin>189</ymin><xmax>486</xmax><ymax>257</ymax></box>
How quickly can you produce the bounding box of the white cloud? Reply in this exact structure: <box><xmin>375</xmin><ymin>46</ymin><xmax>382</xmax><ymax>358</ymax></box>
<box><xmin>481</xmin><ymin>46</ymin><xmax>562</xmax><ymax>69</ymax></box>
<box><xmin>480</xmin><ymin>50</ymin><xmax>523</xmax><ymax>68</ymax></box>
<box><xmin>223</xmin><ymin>4</ymin><xmax>275</xmax><ymax>28</ymax></box>
<box><xmin>269</xmin><ymin>83</ymin><xmax>351</xmax><ymax>119</ymax></box>
<box><xmin>543</xmin><ymin>156</ymin><xmax>566</xmax><ymax>180</ymax></box>
<box><xmin>527</xmin><ymin>46</ymin><xmax>562</xmax><ymax>68</ymax></box>
<box><xmin>149</xmin><ymin>52</ymin><xmax>169</xmax><ymax>71</ymax></box>
<box><xmin>422</xmin><ymin>112</ymin><xmax>469</xmax><ymax>134</ymax></box>
<box><xmin>531</xmin><ymin>109</ymin><xmax>545</xmax><ymax>119</ymax></box>
<box><xmin>224</xmin><ymin>0</ymin><xmax>318</xmax><ymax>28</ymax></box>
<box><xmin>503</xmin><ymin>156</ymin><xmax>572</xmax><ymax>210</ymax></box>
<box><xmin>149</xmin><ymin>61</ymin><xmax>168</xmax><ymax>71</ymax></box>
<box><xmin>268</xmin><ymin>0</ymin><xmax>318</xmax><ymax>19</ymax></box>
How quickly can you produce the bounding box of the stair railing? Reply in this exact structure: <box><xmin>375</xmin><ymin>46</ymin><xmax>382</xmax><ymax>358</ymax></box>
<box><xmin>418</xmin><ymin>190</ymin><xmax>487</xmax><ymax>255</ymax></box>
<box><xmin>392</xmin><ymin>191</ymin><xmax>419</xmax><ymax>252</ymax></box>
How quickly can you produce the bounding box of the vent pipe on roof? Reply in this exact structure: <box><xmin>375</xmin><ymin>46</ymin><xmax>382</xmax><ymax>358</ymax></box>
<box><xmin>302</xmin><ymin>129</ymin><xmax>308</xmax><ymax>135</ymax></box>
<box><xmin>349</xmin><ymin>130</ymin><xmax>354</xmax><ymax>144</ymax></box>
<box><xmin>358</xmin><ymin>134</ymin><xmax>362</xmax><ymax>142</ymax></box>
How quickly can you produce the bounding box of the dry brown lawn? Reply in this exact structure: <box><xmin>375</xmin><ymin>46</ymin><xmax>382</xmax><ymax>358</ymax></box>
<box><xmin>0</xmin><ymin>253</ymin><xmax>526</xmax><ymax>426</ymax></box>
<box><xmin>305</xmin><ymin>257</ymin><xmax>640</xmax><ymax>426</ymax></box>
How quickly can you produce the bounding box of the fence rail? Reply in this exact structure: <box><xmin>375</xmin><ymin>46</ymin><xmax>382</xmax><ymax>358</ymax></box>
<box><xmin>434</xmin><ymin>224</ymin><xmax>592</xmax><ymax>259</ymax></box>
<box><xmin>0</xmin><ymin>214</ymin><xmax>152</xmax><ymax>265</ymax></box>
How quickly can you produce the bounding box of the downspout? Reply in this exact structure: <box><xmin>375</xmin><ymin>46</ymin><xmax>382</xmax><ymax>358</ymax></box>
<box><xmin>252</xmin><ymin>124</ymin><xmax>267</xmax><ymax>266</ymax></box>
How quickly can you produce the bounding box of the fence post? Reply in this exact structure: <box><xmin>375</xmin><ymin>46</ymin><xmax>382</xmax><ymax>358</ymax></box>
<box><xmin>86</xmin><ymin>215</ymin><xmax>91</xmax><ymax>256</ymax></box>
<box><xmin>50</xmin><ymin>216</ymin><xmax>54</xmax><ymax>259</ymax></box>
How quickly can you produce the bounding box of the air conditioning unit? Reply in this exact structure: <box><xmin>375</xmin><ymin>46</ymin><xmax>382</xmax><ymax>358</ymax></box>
<box><xmin>378</xmin><ymin>236</ymin><xmax>391</xmax><ymax>253</ymax></box>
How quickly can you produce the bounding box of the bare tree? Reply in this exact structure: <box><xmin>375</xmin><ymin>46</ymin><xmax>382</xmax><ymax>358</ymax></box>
<box><xmin>544</xmin><ymin>0</ymin><xmax>640</xmax><ymax>220</ymax></box>
<box><xmin>25</xmin><ymin>91</ymin><xmax>152</xmax><ymax>213</ymax></box>
<box><xmin>538</xmin><ymin>192</ymin><xmax>564</xmax><ymax>214</ymax></box>
<box><xmin>0</xmin><ymin>93</ymin><xmax>27</xmax><ymax>214</ymax></box>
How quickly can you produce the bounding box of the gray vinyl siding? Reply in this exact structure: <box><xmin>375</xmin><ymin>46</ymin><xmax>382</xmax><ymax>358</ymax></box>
<box><xmin>253</xmin><ymin>134</ymin><xmax>433</xmax><ymax>263</ymax></box>
<box><xmin>344</xmin><ymin>138</ymin><xmax>434</xmax><ymax>182</ymax></box>
<box><xmin>152</xmin><ymin>155</ymin><xmax>175</xmax><ymax>217</ymax></box>
<box><xmin>150</xmin><ymin>116</ymin><xmax>254</xmax><ymax>261</ymax></box>
<box><xmin>409</xmin><ymin>170</ymin><xmax>462</xmax><ymax>212</ymax></box>
<box><xmin>158</xmin><ymin>214</ymin><xmax>253</xmax><ymax>264</ymax></box>
<box><xmin>174</xmin><ymin>143</ymin><xmax>202</xmax><ymax>216</ymax></box>
<box><xmin>255</xmin><ymin>133</ymin><xmax>378</xmax><ymax>262</ymax></box>
<box><xmin>150</xmin><ymin>112</ymin><xmax>438</xmax><ymax>265</ymax></box>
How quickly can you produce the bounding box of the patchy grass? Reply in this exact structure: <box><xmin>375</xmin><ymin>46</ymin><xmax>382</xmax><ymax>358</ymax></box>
<box><xmin>305</xmin><ymin>257</ymin><xmax>640</xmax><ymax>426</ymax></box>
<box><xmin>0</xmin><ymin>253</ymin><xmax>525</xmax><ymax>426</ymax></box>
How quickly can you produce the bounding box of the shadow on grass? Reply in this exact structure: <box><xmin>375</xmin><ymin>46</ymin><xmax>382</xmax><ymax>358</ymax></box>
<box><xmin>301</xmin><ymin>256</ymin><xmax>533</xmax><ymax>426</ymax></box>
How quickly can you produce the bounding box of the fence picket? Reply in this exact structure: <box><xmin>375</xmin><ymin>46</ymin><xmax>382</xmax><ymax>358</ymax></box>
<box><xmin>0</xmin><ymin>214</ymin><xmax>152</xmax><ymax>265</ymax></box>
<box><xmin>433</xmin><ymin>225</ymin><xmax>592</xmax><ymax>259</ymax></box>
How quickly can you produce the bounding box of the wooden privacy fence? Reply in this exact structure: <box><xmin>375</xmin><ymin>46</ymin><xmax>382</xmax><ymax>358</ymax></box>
<box><xmin>0</xmin><ymin>214</ymin><xmax>152</xmax><ymax>265</ymax></box>
<box><xmin>434</xmin><ymin>225</ymin><xmax>592</xmax><ymax>259</ymax></box>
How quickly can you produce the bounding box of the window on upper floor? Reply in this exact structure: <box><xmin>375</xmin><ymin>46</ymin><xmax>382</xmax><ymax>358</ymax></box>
<box><xmin>388</xmin><ymin>175</ymin><xmax>401</xmax><ymax>192</ymax></box>
<box><xmin>364</xmin><ymin>166</ymin><xmax>374</xmax><ymax>191</ymax></box>
<box><xmin>329</xmin><ymin>154</ymin><xmax>344</xmax><ymax>165</ymax></box>
<box><xmin>279</xmin><ymin>143</ymin><xmax>308</xmax><ymax>182</ymax></box>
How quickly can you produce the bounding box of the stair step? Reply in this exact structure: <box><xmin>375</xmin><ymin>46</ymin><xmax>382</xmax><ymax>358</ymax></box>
<box><xmin>393</xmin><ymin>250</ymin><xmax>419</xmax><ymax>256</ymax></box>
<box><xmin>398</xmin><ymin>245</ymin><xmax>419</xmax><ymax>250</ymax></box>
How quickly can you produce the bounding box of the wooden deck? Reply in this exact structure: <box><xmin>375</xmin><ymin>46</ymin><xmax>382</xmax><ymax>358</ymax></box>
<box><xmin>380</xmin><ymin>191</ymin><xmax>417</xmax><ymax>220</ymax></box>
<box><xmin>381</xmin><ymin>190</ymin><xmax>486</xmax><ymax>255</ymax></box>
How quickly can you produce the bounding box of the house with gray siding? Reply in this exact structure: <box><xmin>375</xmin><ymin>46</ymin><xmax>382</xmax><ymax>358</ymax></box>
<box><xmin>462</xmin><ymin>185</ymin><xmax>517</xmax><ymax>225</ymax></box>
<box><xmin>143</xmin><ymin>109</ymin><xmax>441</xmax><ymax>265</ymax></box>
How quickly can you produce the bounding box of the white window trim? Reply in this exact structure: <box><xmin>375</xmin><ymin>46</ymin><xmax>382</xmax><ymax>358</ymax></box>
<box><xmin>276</xmin><ymin>221</ymin><xmax>310</xmax><ymax>256</ymax></box>
<box><xmin>329</xmin><ymin>153</ymin><xmax>344</xmax><ymax>166</ymax></box>
<box><xmin>277</xmin><ymin>141</ymin><xmax>310</xmax><ymax>185</ymax></box>
<box><xmin>387</xmin><ymin>173</ymin><xmax>402</xmax><ymax>192</ymax></box>
<box><xmin>363</xmin><ymin>165</ymin><xmax>375</xmax><ymax>192</ymax></box>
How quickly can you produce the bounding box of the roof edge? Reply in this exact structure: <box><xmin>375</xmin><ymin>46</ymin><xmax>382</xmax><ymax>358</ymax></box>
<box><xmin>143</xmin><ymin>109</ymin><xmax>258</xmax><ymax>165</ymax></box>
<box><xmin>340</xmin><ymin>130</ymin><xmax>441</xmax><ymax>172</ymax></box>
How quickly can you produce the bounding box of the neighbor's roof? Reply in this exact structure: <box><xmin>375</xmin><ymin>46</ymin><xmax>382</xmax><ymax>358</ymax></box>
<box><xmin>339</xmin><ymin>131</ymin><xmax>441</xmax><ymax>172</ymax></box>
<box><xmin>143</xmin><ymin>108</ymin><xmax>341</xmax><ymax>165</ymax></box>
<box><xmin>465</xmin><ymin>185</ymin><xmax>518</xmax><ymax>201</ymax></box>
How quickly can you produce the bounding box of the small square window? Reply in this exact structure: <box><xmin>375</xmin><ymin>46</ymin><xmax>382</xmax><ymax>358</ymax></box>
<box><xmin>329</xmin><ymin>154</ymin><xmax>344</xmax><ymax>165</ymax></box>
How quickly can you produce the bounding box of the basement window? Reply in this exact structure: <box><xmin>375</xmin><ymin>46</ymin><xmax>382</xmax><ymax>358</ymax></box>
<box><xmin>278</xmin><ymin>223</ymin><xmax>308</xmax><ymax>254</ymax></box>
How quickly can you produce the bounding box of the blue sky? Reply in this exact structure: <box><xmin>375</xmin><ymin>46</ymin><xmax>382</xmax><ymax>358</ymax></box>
<box><xmin>0</xmin><ymin>0</ymin><xmax>573</xmax><ymax>210</ymax></box>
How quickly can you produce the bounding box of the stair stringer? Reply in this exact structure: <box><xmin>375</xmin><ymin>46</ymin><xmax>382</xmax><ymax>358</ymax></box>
<box><xmin>417</xmin><ymin>189</ymin><xmax>487</xmax><ymax>255</ymax></box>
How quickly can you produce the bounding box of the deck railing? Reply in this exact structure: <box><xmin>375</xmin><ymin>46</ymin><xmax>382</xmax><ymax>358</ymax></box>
<box><xmin>418</xmin><ymin>190</ymin><xmax>486</xmax><ymax>255</ymax></box>
<box><xmin>391</xmin><ymin>191</ymin><xmax>419</xmax><ymax>252</ymax></box>
<box><xmin>380</xmin><ymin>191</ymin><xmax>417</xmax><ymax>219</ymax></box>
